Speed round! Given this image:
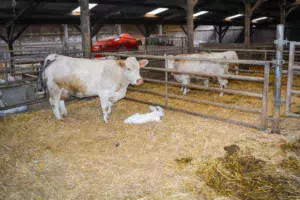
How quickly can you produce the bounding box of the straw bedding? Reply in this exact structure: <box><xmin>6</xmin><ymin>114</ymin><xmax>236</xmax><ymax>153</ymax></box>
<box><xmin>0</xmin><ymin>70</ymin><xmax>300</xmax><ymax>199</ymax></box>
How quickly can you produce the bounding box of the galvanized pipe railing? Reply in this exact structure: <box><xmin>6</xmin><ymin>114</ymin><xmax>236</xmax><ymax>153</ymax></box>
<box><xmin>100</xmin><ymin>51</ymin><xmax>270</xmax><ymax>130</ymax></box>
<box><xmin>285</xmin><ymin>41</ymin><xmax>300</xmax><ymax>118</ymax></box>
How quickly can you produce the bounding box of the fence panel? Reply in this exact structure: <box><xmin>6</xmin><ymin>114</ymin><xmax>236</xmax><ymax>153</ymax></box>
<box><xmin>101</xmin><ymin>51</ymin><xmax>271</xmax><ymax>130</ymax></box>
<box><xmin>285</xmin><ymin>41</ymin><xmax>300</xmax><ymax>117</ymax></box>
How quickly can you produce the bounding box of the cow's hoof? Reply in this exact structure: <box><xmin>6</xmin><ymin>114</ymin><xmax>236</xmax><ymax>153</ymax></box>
<box><xmin>61</xmin><ymin>112</ymin><xmax>68</xmax><ymax>117</ymax></box>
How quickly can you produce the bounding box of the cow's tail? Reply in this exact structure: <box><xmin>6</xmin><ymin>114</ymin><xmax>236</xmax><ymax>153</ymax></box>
<box><xmin>38</xmin><ymin>54</ymin><xmax>57</xmax><ymax>91</ymax></box>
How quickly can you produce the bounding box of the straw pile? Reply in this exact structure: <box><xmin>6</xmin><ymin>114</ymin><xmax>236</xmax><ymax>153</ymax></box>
<box><xmin>0</xmin><ymin>69</ymin><xmax>300</xmax><ymax>199</ymax></box>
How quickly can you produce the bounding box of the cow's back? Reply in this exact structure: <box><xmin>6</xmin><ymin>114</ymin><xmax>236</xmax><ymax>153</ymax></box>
<box><xmin>44</xmin><ymin>56</ymin><xmax>124</xmax><ymax>96</ymax></box>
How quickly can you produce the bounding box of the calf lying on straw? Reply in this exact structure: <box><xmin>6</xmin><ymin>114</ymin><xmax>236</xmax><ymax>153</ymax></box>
<box><xmin>124</xmin><ymin>106</ymin><xmax>165</xmax><ymax>124</ymax></box>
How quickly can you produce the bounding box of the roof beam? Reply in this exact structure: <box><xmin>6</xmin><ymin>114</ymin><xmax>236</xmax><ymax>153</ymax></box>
<box><xmin>11</xmin><ymin>24</ymin><xmax>30</xmax><ymax>43</ymax></box>
<box><xmin>6</xmin><ymin>0</ymin><xmax>38</xmax><ymax>28</ymax></box>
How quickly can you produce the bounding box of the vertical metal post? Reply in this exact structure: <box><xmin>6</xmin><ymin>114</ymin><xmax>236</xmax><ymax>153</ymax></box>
<box><xmin>271</xmin><ymin>24</ymin><xmax>285</xmax><ymax>134</ymax></box>
<box><xmin>79</xmin><ymin>0</ymin><xmax>91</xmax><ymax>58</ymax></box>
<box><xmin>264</xmin><ymin>51</ymin><xmax>267</xmax><ymax>61</ymax></box>
<box><xmin>285</xmin><ymin>42</ymin><xmax>295</xmax><ymax>115</ymax></box>
<box><xmin>261</xmin><ymin>63</ymin><xmax>270</xmax><ymax>129</ymax></box>
<box><xmin>164</xmin><ymin>56</ymin><xmax>169</xmax><ymax>107</ymax></box>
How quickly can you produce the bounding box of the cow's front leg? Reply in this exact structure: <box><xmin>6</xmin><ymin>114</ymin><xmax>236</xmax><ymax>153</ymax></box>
<box><xmin>107</xmin><ymin>101</ymin><xmax>113</xmax><ymax>114</ymax></box>
<box><xmin>99</xmin><ymin>95</ymin><xmax>111</xmax><ymax>123</ymax></box>
<box><xmin>59</xmin><ymin>100</ymin><xmax>68</xmax><ymax>117</ymax></box>
<box><xmin>204</xmin><ymin>79</ymin><xmax>209</xmax><ymax>88</ymax></box>
<box><xmin>182</xmin><ymin>76</ymin><xmax>191</xmax><ymax>95</ymax></box>
<box><xmin>217</xmin><ymin>78</ymin><xmax>228</xmax><ymax>97</ymax></box>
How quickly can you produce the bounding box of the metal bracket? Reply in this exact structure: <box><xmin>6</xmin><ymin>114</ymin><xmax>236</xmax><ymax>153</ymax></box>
<box><xmin>271</xmin><ymin>59</ymin><xmax>286</xmax><ymax>66</ymax></box>
<box><xmin>274</xmin><ymin>39</ymin><xmax>289</xmax><ymax>46</ymax></box>
<box><xmin>274</xmin><ymin>99</ymin><xmax>286</xmax><ymax>106</ymax></box>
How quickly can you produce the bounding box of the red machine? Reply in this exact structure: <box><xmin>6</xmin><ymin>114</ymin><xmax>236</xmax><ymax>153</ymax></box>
<box><xmin>92</xmin><ymin>33</ymin><xmax>139</xmax><ymax>58</ymax></box>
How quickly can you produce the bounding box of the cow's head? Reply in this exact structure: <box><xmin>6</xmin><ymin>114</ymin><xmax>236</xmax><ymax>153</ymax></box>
<box><xmin>165</xmin><ymin>55</ymin><xmax>175</xmax><ymax>70</ymax></box>
<box><xmin>118</xmin><ymin>57</ymin><xmax>148</xmax><ymax>85</ymax></box>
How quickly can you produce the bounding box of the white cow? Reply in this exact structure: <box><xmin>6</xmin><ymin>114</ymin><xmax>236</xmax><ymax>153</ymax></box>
<box><xmin>166</xmin><ymin>53</ymin><xmax>229</xmax><ymax>96</ymax></box>
<box><xmin>43</xmin><ymin>54</ymin><xmax>148</xmax><ymax>122</ymax></box>
<box><xmin>212</xmin><ymin>51</ymin><xmax>239</xmax><ymax>75</ymax></box>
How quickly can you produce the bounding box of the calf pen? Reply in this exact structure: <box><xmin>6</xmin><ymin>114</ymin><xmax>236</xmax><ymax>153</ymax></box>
<box><xmin>101</xmin><ymin>51</ymin><xmax>271</xmax><ymax>130</ymax></box>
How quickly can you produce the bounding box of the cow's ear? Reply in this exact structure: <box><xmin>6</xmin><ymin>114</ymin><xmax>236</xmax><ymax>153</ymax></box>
<box><xmin>117</xmin><ymin>60</ymin><xmax>126</xmax><ymax>68</ymax></box>
<box><xmin>139</xmin><ymin>59</ymin><xmax>148</xmax><ymax>68</ymax></box>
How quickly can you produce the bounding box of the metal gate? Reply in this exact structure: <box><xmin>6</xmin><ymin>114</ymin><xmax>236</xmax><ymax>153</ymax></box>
<box><xmin>285</xmin><ymin>41</ymin><xmax>300</xmax><ymax>117</ymax></box>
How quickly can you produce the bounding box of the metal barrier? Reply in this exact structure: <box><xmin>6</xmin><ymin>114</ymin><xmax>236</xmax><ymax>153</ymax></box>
<box><xmin>201</xmin><ymin>47</ymin><xmax>300</xmax><ymax>63</ymax></box>
<box><xmin>285</xmin><ymin>41</ymin><xmax>300</xmax><ymax>118</ymax></box>
<box><xmin>0</xmin><ymin>60</ymin><xmax>47</xmax><ymax>110</ymax></box>
<box><xmin>144</xmin><ymin>37</ymin><xmax>187</xmax><ymax>52</ymax></box>
<box><xmin>0</xmin><ymin>49</ymin><xmax>83</xmax><ymax>110</ymax></box>
<box><xmin>101</xmin><ymin>52</ymin><xmax>271</xmax><ymax>130</ymax></box>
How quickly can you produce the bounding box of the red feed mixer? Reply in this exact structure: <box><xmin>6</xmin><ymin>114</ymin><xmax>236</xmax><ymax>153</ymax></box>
<box><xmin>92</xmin><ymin>33</ymin><xmax>139</xmax><ymax>58</ymax></box>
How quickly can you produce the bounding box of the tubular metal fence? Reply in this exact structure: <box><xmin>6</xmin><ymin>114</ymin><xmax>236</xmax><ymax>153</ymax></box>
<box><xmin>285</xmin><ymin>41</ymin><xmax>300</xmax><ymax>118</ymax></box>
<box><xmin>100</xmin><ymin>52</ymin><xmax>271</xmax><ymax>130</ymax></box>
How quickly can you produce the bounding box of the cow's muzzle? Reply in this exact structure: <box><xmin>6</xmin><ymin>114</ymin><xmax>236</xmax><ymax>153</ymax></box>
<box><xmin>136</xmin><ymin>79</ymin><xmax>143</xmax><ymax>85</ymax></box>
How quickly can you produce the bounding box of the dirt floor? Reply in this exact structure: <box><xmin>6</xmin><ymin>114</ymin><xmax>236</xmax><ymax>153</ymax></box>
<box><xmin>0</xmin><ymin>69</ymin><xmax>300</xmax><ymax>200</ymax></box>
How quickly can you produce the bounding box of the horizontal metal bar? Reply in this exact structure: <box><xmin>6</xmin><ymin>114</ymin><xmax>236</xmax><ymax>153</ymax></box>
<box><xmin>128</xmin><ymin>87</ymin><xmax>261</xmax><ymax>113</ymax></box>
<box><xmin>0</xmin><ymin>98</ymin><xmax>47</xmax><ymax>111</ymax></box>
<box><xmin>142</xmin><ymin>67</ymin><xmax>265</xmax><ymax>82</ymax></box>
<box><xmin>293</xmin><ymin>65</ymin><xmax>300</xmax><ymax>70</ymax></box>
<box><xmin>0</xmin><ymin>78</ymin><xmax>39</xmax><ymax>87</ymax></box>
<box><xmin>101</xmin><ymin>52</ymin><xmax>270</xmax><ymax>65</ymax></box>
<box><xmin>143</xmin><ymin>78</ymin><xmax>263</xmax><ymax>98</ymax></box>
<box><xmin>203</xmin><ymin>48</ymin><xmax>300</xmax><ymax>54</ymax></box>
<box><xmin>291</xmin><ymin>90</ymin><xmax>300</xmax><ymax>95</ymax></box>
<box><xmin>285</xmin><ymin>112</ymin><xmax>300</xmax><ymax>118</ymax></box>
<box><xmin>124</xmin><ymin>97</ymin><xmax>265</xmax><ymax>131</ymax></box>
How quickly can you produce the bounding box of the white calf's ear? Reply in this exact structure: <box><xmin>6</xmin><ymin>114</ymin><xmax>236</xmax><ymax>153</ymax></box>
<box><xmin>117</xmin><ymin>60</ymin><xmax>126</xmax><ymax>68</ymax></box>
<box><xmin>139</xmin><ymin>59</ymin><xmax>149</xmax><ymax>68</ymax></box>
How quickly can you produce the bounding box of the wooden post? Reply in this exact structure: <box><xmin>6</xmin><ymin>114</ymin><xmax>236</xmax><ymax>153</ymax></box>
<box><xmin>244</xmin><ymin>2</ymin><xmax>251</xmax><ymax>47</ymax></box>
<box><xmin>243</xmin><ymin>0</ymin><xmax>267</xmax><ymax>47</ymax></box>
<box><xmin>186</xmin><ymin>0</ymin><xmax>197</xmax><ymax>53</ymax></box>
<box><xmin>79</xmin><ymin>0</ymin><xmax>91</xmax><ymax>58</ymax></box>
<box><xmin>62</xmin><ymin>24</ymin><xmax>69</xmax><ymax>52</ymax></box>
<box><xmin>117</xmin><ymin>24</ymin><xmax>122</xmax><ymax>35</ymax></box>
<box><xmin>158</xmin><ymin>24</ymin><xmax>163</xmax><ymax>35</ymax></box>
<box><xmin>218</xmin><ymin>25</ymin><xmax>222</xmax><ymax>43</ymax></box>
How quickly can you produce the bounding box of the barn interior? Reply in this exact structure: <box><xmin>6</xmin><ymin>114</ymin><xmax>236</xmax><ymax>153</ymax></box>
<box><xmin>1</xmin><ymin>0</ymin><xmax>300</xmax><ymax>199</ymax></box>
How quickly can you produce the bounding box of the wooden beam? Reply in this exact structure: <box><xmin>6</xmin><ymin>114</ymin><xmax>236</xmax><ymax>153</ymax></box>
<box><xmin>6</xmin><ymin>0</ymin><xmax>38</xmax><ymax>28</ymax></box>
<box><xmin>180</xmin><ymin>25</ymin><xmax>187</xmax><ymax>36</ymax></box>
<box><xmin>91</xmin><ymin>9</ymin><xmax>121</xmax><ymax>37</ymax></box>
<box><xmin>163</xmin><ymin>13</ymin><xmax>184</xmax><ymax>20</ymax></box>
<box><xmin>79</xmin><ymin>0</ymin><xmax>91</xmax><ymax>58</ymax></box>
<box><xmin>136</xmin><ymin>24</ymin><xmax>146</xmax><ymax>36</ymax></box>
<box><xmin>279</xmin><ymin>0</ymin><xmax>286</xmax><ymax>25</ymax></box>
<box><xmin>221</xmin><ymin>26</ymin><xmax>229</xmax><ymax>40</ymax></box>
<box><xmin>243</xmin><ymin>0</ymin><xmax>267</xmax><ymax>47</ymax></box>
<box><xmin>251</xmin><ymin>0</ymin><xmax>267</xmax><ymax>13</ymax></box>
<box><xmin>0</xmin><ymin>35</ymin><xmax>8</xmax><ymax>43</ymax></box>
<box><xmin>187</xmin><ymin>0</ymin><xmax>198</xmax><ymax>53</ymax></box>
<box><xmin>73</xmin><ymin>25</ymin><xmax>81</xmax><ymax>32</ymax></box>
<box><xmin>61</xmin><ymin>24</ymin><xmax>69</xmax><ymax>51</ymax></box>
<box><xmin>244</xmin><ymin>1</ymin><xmax>252</xmax><ymax>47</ymax></box>
<box><xmin>11</xmin><ymin>24</ymin><xmax>29</xmax><ymax>43</ymax></box>
<box><xmin>286</xmin><ymin>4</ymin><xmax>299</xmax><ymax>18</ymax></box>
